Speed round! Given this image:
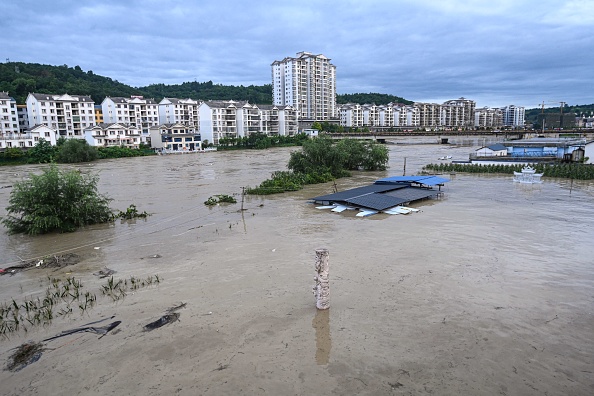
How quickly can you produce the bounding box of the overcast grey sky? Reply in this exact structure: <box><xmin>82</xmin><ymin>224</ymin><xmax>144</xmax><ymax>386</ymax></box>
<box><xmin>3</xmin><ymin>0</ymin><xmax>593</xmax><ymax>108</ymax></box>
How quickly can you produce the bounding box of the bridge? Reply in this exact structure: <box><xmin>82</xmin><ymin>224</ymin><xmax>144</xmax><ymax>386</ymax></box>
<box><xmin>324</xmin><ymin>129</ymin><xmax>594</xmax><ymax>144</ymax></box>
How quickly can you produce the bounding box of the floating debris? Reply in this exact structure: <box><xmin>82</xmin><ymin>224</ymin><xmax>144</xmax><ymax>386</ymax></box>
<box><xmin>143</xmin><ymin>303</ymin><xmax>186</xmax><ymax>332</ymax></box>
<box><xmin>93</xmin><ymin>267</ymin><xmax>116</xmax><ymax>279</ymax></box>
<box><xmin>143</xmin><ymin>312</ymin><xmax>179</xmax><ymax>332</ymax></box>
<box><xmin>43</xmin><ymin>320</ymin><xmax>121</xmax><ymax>342</ymax></box>
<box><xmin>167</xmin><ymin>302</ymin><xmax>187</xmax><ymax>313</ymax></box>
<box><xmin>0</xmin><ymin>253</ymin><xmax>80</xmax><ymax>276</ymax></box>
<box><xmin>5</xmin><ymin>342</ymin><xmax>45</xmax><ymax>372</ymax></box>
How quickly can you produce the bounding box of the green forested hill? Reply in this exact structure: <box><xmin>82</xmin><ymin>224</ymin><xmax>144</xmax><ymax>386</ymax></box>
<box><xmin>0</xmin><ymin>63</ymin><xmax>144</xmax><ymax>104</ymax></box>
<box><xmin>0</xmin><ymin>62</ymin><xmax>414</xmax><ymax>106</ymax></box>
<box><xmin>140</xmin><ymin>81</ymin><xmax>273</xmax><ymax>104</ymax></box>
<box><xmin>337</xmin><ymin>92</ymin><xmax>413</xmax><ymax>105</ymax></box>
<box><xmin>0</xmin><ymin>62</ymin><xmax>272</xmax><ymax>104</ymax></box>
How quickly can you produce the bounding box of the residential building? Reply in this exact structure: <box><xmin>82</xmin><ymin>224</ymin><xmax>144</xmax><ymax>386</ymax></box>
<box><xmin>475</xmin><ymin>107</ymin><xmax>503</xmax><ymax>128</ymax></box>
<box><xmin>339</xmin><ymin>103</ymin><xmax>363</xmax><ymax>127</ymax></box>
<box><xmin>102</xmin><ymin>96</ymin><xmax>159</xmax><ymax>142</ymax></box>
<box><xmin>26</xmin><ymin>93</ymin><xmax>96</xmax><ymax>138</ymax></box>
<box><xmin>272</xmin><ymin>51</ymin><xmax>337</xmax><ymax>121</ymax></box>
<box><xmin>415</xmin><ymin>102</ymin><xmax>441</xmax><ymax>128</ymax></box>
<box><xmin>338</xmin><ymin>102</ymin><xmax>420</xmax><ymax>129</ymax></box>
<box><xmin>84</xmin><ymin>123</ymin><xmax>141</xmax><ymax>148</ymax></box>
<box><xmin>377</xmin><ymin>104</ymin><xmax>394</xmax><ymax>127</ymax></box>
<box><xmin>0</xmin><ymin>92</ymin><xmax>19</xmax><ymax>136</ymax></box>
<box><xmin>17</xmin><ymin>104</ymin><xmax>28</xmax><ymax>133</ymax></box>
<box><xmin>0</xmin><ymin>124</ymin><xmax>57</xmax><ymax>150</ymax></box>
<box><xmin>149</xmin><ymin>123</ymin><xmax>201</xmax><ymax>151</ymax></box>
<box><xmin>441</xmin><ymin>98</ymin><xmax>475</xmax><ymax>128</ymax></box>
<box><xmin>94</xmin><ymin>105</ymin><xmax>104</xmax><ymax>124</ymax></box>
<box><xmin>501</xmin><ymin>105</ymin><xmax>525</xmax><ymax>128</ymax></box>
<box><xmin>257</xmin><ymin>105</ymin><xmax>298</xmax><ymax>136</ymax></box>
<box><xmin>362</xmin><ymin>104</ymin><xmax>378</xmax><ymax>127</ymax></box>
<box><xmin>198</xmin><ymin>100</ymin><xmax>260</xmax><ymax>145</ymax></box>
<box><xmin>577</xmin><ymin>116</ymin><xmax>594</xmax><ymax>128</ymax></box>
<box><xmin>398</xmin><ymin>104</ymin><xmax>420</xmax><ymax>128</ymax></box>
<box><xmin>158</xmin><ymin>98</ymin><xmax>200</xmax><ymax>128</ymax></box>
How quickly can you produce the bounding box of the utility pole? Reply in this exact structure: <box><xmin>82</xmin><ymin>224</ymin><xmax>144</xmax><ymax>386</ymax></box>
<box><xmin>541</xmin><ymin>101</ymin><xmax>545</xmax><ymax>134</ymax></box>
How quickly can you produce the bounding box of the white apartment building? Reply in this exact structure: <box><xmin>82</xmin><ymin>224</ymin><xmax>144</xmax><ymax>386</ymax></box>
<box><xmin>501</xmin><ymin>105</ymin><xmax>525</xmax><ymax>128</ymax></box>
<box><xmin>396</xmin><ymin>104</ymin><xmax>420</xmax><ymax>128</ymax></box>
<box><xmin>272</xmin><ymin>51</ymin><xmax>337</xmax><ymax>121</ymax></box>
<box><xmin>475</xmin><ymin>107</ymin><xmax>503</xmax><ymax>128</ymax></box>
<box><xmin>198</xmin><ymin>100</ymin><xmax>260</xmax><ymax>145</ymax></box>
<box><xmin>377</xmin><ymin>105</ymin><xmax>394</xmax><ymax>127</ymax></box>
<box><xmin>441</xmin><ymin>98</ymin><xmax>476</xmax><ymax>128</ymax></box>
<box><xmin>0</xmin><ymin>92</ymin><xmax>19</xmax><ymax>136</ymax></box>
<box><xmin>26</xmin><ymin>93</ymin><xmax>95</xmax><ymax>138</ymax></box>
<box><xmin>415</xmin><ymin>102</ymin><xmax>441</xmax><ymax>128</ymax></box>
<box><xmin>84</xmin><ymin>123</ymin><xmax>141</xmax><ymax>148</ymax></box>
<box><xmin>362</xmin><ymin>104</ymin><xmax>378</xmax><ymax>127</ymax></box>
<box><xmin>158</xmin><ymin>98</ymin><xmax>200</xmax><ymax>128</ymax></box>
<box><xmin>339</xmin><ymin>102</ymin><xmax>419</xmax><ymax>128</ymax></box>
<box><xmin>17</xmin><ymin>105</ymin><xmax>28</xmax><ymax>133</ymax></box>
<box><xmin>102</xmin><ymin>96</ymin><xmax>159</xmax><ymax>142</ymax></box>
<box><xmin>258</xmin><ymin>105</ymin><xmax>298</xmax><ymax>136</ymax></box>
<box><xmin>149</xmin><ymin>123</ymin><xmax>201</xmax><ymax>151</ymax></box>
<box><xmin>0</xmin><ymin>124</ymin><xmax>57</xmax><ymax>150</ymax></box>
<box><xmin>340</xmin><ymin>103</ymin><xmax>363</xmax><ymax>127</ymax></box>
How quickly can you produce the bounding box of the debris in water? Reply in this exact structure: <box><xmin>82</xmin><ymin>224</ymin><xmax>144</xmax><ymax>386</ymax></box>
<box><xmin>0</xmin><ymin>253</ymin><xmax>80</xmax><ymax>276</ymax></box>
<box><xmin>43</xmin><ymin>321</ymin><xmax>122</xmax><ymax>342</ymax></box>
<box><xmin>143</xmin><ymin>312</ymin><xmax>180</xmax><ymax>331</ymax></box>
<box><xmin>6</xmin><ymin>342</ymin><xmax>45</xmax><ymax>372</ymax></box>
<box><xmin>93</xmin><ymin>267</ymin><xmax>116</xmax><ymax>278</ymax></box>
<box><xmin>167</xmin><ymin>302</ymin><xmax>187</xmax><ymax>313</ymax></box>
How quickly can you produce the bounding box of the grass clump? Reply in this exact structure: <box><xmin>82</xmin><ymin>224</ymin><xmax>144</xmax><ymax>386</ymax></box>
<box><xmin>204</xmin><ymin>194</ymin><xmax>237</xmax><ymax>206</ymax></box>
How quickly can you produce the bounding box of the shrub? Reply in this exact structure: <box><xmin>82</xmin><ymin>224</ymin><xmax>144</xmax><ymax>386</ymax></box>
<box><xmin>1</xmin><ymin>165</ymin><xmax>114</xmax><ymax>235</ymax></box>
<box><xmin>56</xmin><ymin>139</ymin><xmax>98</xmax><ymax>163</ymax></box>
<box><xmin>27</xmin><ymin>138</ymin><xmax>57</xmax><ymax>164</ymax></box>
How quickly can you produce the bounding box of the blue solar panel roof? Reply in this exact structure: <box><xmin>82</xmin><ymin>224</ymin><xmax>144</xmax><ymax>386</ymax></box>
<box><xmin>375</xmin><ymin>175</ymin><xmax>449</xmax><ymax>186</ymax></box>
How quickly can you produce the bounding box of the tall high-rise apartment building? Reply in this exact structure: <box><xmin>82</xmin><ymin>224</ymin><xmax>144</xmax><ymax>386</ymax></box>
<box><xmin>271</xmin><ymin>51</ymin><xmax>336</xmax><ymax>121</ymax></box>
<box><xmin>501</xmin><ymin>105</ymin><xmax>525</xmax><ymax>128</ymax></box>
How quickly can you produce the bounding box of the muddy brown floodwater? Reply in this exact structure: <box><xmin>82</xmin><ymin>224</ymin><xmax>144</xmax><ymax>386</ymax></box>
<box><xmin>1</xmin><ymin>140</ymin><xmax>593</xmax><ymax>395</ymax></box>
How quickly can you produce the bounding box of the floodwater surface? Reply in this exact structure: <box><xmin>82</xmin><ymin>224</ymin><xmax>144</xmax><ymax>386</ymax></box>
<box><xmin>1</xmin><ymin>141</ymin><xmax>593</xmax><ymax>395</ymax></box>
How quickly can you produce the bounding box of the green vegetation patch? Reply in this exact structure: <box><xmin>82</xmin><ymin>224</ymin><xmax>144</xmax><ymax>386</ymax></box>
<box><xmin>204</xmin><ymin>194</ymin><xmax>237</xmax><ymax>206</ymax></box>
<box><xmin>247</xmin><ymin>137</ymin><xmax>389</xmax><ymax>195</ymax></box>
<box><xmin>1</xmin><ymin>165</ymin><xmax>113</xmax><ymax>235</ymax></box>
<box><xmin>423</xmin><ymin>162</ymin><xmax>594</xmax><ymax>180</ymax></box>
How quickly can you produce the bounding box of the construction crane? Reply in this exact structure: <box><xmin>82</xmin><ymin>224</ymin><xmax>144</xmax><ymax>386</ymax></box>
<box><xmin>540</xmin><ymin>101</ymin><xmax>565</xmax><ymax>133</ymax></box>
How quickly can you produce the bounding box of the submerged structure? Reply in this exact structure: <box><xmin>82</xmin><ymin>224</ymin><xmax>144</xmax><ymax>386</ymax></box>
<box><xmin>513</xmin><ymin>166</ymin><xmax>543</xmax><ymax>184</ymax></box>
<box><xmin>311</xmin><ymin>176</ymin><xmax>449</xmax><ymax>217</ymax></box>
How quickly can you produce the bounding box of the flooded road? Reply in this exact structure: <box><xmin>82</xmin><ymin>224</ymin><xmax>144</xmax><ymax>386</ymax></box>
<box><xmin>1</xmin><ymin>141</ymin><xmax>593</xmax><ymax>395</ymax></box>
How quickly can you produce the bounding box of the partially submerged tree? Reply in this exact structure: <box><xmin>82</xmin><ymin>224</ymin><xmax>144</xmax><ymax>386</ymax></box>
<box><xmin>2</xmin><ymin>165</ymin><xmax>114</xmax><ymax>235</ymax></box>
<box><xmin>248</xmin><ymin>137</ymin><xmax>389</xmax><ymax>194</ymax></box>
<box><xmin>288</xmin><ymin>136</ymin><xmax>389</xmax><ymax>175</ymax></box>
<box><xmin>56</xmin><ymin>139</ymin><xmax>98</xmax><ymax>163</ymax></box>
<box><xmin>27</xmin><ymin>138</ymin><xmax>57</xmax><ymax>164</ymax></box>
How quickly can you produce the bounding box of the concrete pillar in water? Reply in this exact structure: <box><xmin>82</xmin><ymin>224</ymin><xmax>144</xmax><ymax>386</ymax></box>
<box><xmin>313</xmin><ymin>248</ymin><xmax>330</xmax><ymax>310</ymax></box>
